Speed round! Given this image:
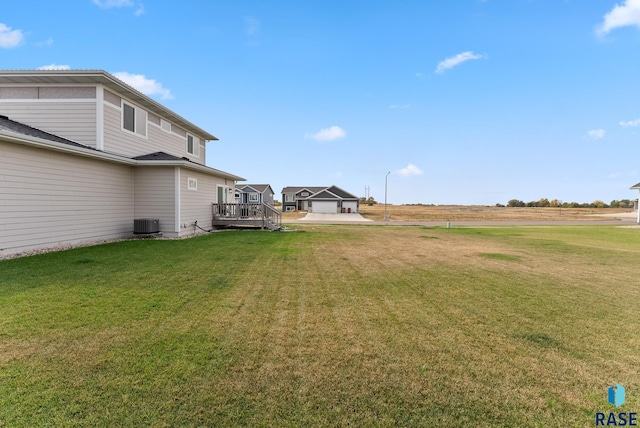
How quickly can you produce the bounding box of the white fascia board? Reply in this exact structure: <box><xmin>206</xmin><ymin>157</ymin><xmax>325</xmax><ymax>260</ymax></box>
<box><xmin>134</xmin><ymin>159</ymin><xmax>245</xmax><ymax>182</ymax></box>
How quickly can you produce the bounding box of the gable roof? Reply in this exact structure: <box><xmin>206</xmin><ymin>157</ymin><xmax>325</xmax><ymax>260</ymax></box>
<box><xmin>281</xmin><ymin>186</ymin><xmax>325</xmax><ymax>194</ymax></box>
<box><xmin>308</xmin><ymin>190</ymin><xmax>341</xmax><ymax>200</ymax></box>
<box><xmin>631</xmin><ymin>182</ymin><xmax>640</xmax><ymax>189</ymax></box>
<box><xmin>0</xmin><ymin>69</ymin><xmax>217</xmax><ymax>141</ymax></box>
<box><xmin>240</xmin><ymin>184</ymin><xmax>273</xmax><ymax>194</ymax></box>
<box><xmin>324</xmin><ymin>185</ymin><xmax>358</xmax><ymax>199</ymax></box>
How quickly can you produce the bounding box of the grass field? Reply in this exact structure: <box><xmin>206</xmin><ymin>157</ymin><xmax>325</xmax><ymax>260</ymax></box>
<box><xmin>356</xmin><ymin>204</ymin><xmax>633</xmax><ymax>221</ymax></box>
<box><xmin>1</xmin><ymin>225</ymin><xmax>639</xmax><ymax>426</ymax></box>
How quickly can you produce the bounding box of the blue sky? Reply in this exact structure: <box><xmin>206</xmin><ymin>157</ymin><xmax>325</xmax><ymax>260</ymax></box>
<box><xmin>2</xmin><ymin>0</ymin><xmax>640</xmax><ymax>204</ymax></box>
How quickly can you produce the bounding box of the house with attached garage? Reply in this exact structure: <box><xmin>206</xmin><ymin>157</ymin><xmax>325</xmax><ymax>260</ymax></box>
<box><xmin>281</xmin><ymin>185</ymin><xmax>359</xmax><ymax>213</ymax></box>
<box><xmin>0</xmin><ymin>69</ymin><xmax>247</xmax><ymax>258</ymax></box>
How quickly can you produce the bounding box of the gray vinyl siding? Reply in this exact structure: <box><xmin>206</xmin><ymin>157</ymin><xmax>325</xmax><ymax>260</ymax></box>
<box><xmin>0</xmin><ymin>141</ymin><xmax>134</xmax><ymax>257</ymax></box>
<box><xmin>133</xmin><ymin>167</ymin><xmax>177</xmax><ymax>234</ymax></box>
<box><xmin>0</xmin><ymin>101</ymin><xmax>97</xmax><ymax>148</ymax></box>
<box><xmin>180</xmin><ymin>169</ymin><xmax>226</xmax><ymax>236</ymax></box>
<box><xmin>103</xmin><ymin>102</ymin><xmax>207</xmax><ymax>164</ymax></box>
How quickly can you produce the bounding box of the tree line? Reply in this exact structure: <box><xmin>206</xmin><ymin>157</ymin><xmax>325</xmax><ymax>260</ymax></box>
<box><xmin>500</xmin><ymin>198</ymin><xmax>635</xmax><ymax>208</ymax></box>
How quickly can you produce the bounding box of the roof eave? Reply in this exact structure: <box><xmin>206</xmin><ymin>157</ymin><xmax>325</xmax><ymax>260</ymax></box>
<box><xmin>0</xmin><ymin>70</ymin><xmax>218</xmax><ymax>141</ymax></box>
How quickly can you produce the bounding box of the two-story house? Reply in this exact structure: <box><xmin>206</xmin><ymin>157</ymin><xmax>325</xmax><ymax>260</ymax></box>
<box><xmin>234</xmin><ymin>184</ymin><xmax>275</xmax><ymax>205</ymax></box>
<box><xmin>0</xmin><ymin>69</ymin><xmax>244</xmax><ymax>257</ymax></box>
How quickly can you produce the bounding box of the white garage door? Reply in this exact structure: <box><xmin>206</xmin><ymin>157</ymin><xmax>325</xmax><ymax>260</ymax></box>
<box><xmin>343</xmin><ymin>201</ymin><xmax>358</xmax><ymax>213</ymax></box>
<box><xmin>311</xmin><ymin>201</ymin><xmax>338</xmax><ymax>213</ymax></box>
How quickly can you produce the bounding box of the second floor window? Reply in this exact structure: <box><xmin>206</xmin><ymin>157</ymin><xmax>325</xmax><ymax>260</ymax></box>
<box><xmin>122</xmin><ymin>102</ymin><xmax>147</xmax><ymax>137</ymax></box>
<box><xmin>187</xmin><ymin>134</ymin><xmax>199</xmax><ymax>156</ymax></box>
<box><xmin>123</xmin><ymin>104</ymin><xmax>135</xmax><ymax>132</ymax></box>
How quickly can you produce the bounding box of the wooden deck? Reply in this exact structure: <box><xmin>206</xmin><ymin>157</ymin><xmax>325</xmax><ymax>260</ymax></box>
<box><xmin>212</xmin><ymin>203</ymin><xmax>282</xmax><ymax>230</ymax></box>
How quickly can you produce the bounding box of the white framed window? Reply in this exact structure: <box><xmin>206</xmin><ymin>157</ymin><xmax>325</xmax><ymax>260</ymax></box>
<box><xmin>286</xmin><ymin>206</ymin><xmax>294</xmax><ymax>211</ymax></box>
<box><xmin>187</xmin><ymin>134</ymin><xmax>199</xmax><ymax>156</ymax></box>
<box><xmin>249</xmin><ymin>194</ymin><xmax>259</xmax><ymax>202</ymax></box>
<box><xmin>301</xmin><ymin>192</ymin><xmax>309</xmax><ymax>197</ymax></box>
<box><xmin>122</xmin><ymin>101</ymin><xmax>147</xmax><ymax>137</ymax></box>
<box><xmin>285</xmin><ymin>194</ymin><xmax>294</xmax><ymax>202</ymax></box>
<box><xmin>187</xmin><ymin>177</ymin><xmax>198</xmax><ymax>191</ymax></box>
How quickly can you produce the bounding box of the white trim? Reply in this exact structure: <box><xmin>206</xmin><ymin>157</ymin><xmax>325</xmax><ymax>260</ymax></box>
<box><xmin>160</xmin><ymin>119</ymin><xmax>171</xmax><ymax>133</ymax></box>
<box><xmin>96</xmin><ymin>84</ymin><xmax>104</xmax><ymax>151</ymax></box>
<box><xmin>0</xmin><ymin>98</ymin><xmax>98</xmax><ymax>103</ymax></box>
<box><xmin>187</xmin><ymin>177</ymin><xmax>198</xmax><ymax>191</ymax></box>
<box><xmin>249</xmin><ymin>193</ymin><xmax>259</xmax><ymax>202</ymax></box>
<box><xmin>175</xmin><ymin>168</ymin><xmax>181</xmax><ymax>233</ymax></box>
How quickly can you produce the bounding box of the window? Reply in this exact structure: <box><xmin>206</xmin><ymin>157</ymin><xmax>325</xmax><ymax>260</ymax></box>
<box><xmin>285</xmin><ymin>194</ymin><xmax>294</xmax><ymax>202</ymax></box>
<box><xmin>187</xmin><ymin>134</ymin><xmax>199</xmax><ymax>156</ymax></box>
<box><xmin>123</xmin><ymin>103</ymin><xmax>135</xmax><ymax>132</ymax></box>
<box><xmin>122</xmin><ymin>102</ymin><xmax>147</xmax><ymax>137</ymax></box>
<box><xmin>301</xmin><ymin>192</ymin><xmax>309</xmax><ymax>197</ymax></box>
<box><xmin>249</xmin><ymin>194</ymin><xmax>259</xmax><ymax>202</ymax></box>
<box><xmin>187</xmin><ymin>177</ymin><xmax>198</xmax><ymax>191</ymax></box>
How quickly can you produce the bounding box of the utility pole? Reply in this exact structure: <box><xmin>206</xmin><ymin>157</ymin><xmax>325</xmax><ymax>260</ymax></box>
<box><xmin>384</xmin><ymin>172</ymin><xmax>390</xmax><ymax>220</ymax></box>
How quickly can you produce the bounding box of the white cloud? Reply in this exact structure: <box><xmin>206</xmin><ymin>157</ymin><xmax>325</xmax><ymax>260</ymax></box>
<box><xmin>588</xmin><ymin>129</ymin><xmax>606</xmax><ymax>139</ymax></box>
<box><xmin>37</xmin><ymin>64</ymin><xmax>71</xmax><ymax>70</ymax></box>
<box><xmin>112</xmin><ymin>72</ymin><xmax>173</xmax><ymax>99</ymax></box>
<box><xmin>93</xmin><ymin>0</ymin><xmax>145</xmax><ymax>15</ymax></box>
<box><xmin>397</xmin><ymin>163</ymin><xmax>424</xmax><ymax>177</ymax></box>
<box><xmin>435</xmin><ymin>51</ymin><xmax>484</xmax><ymax>74</ymax></box>
<box><xmin>620</xmin><ymin>118</ymin><xmax>640</xmax><ymax>127</ymax></box>
<box><xmin>305</xmin><ymin>126</ymin><xmax>346</xmax><ymax>142</ymax></box>
<box><xmin>134</xmin><ymin>3</ymin><xmax>145</xmax><ymax>16</ymax></box>
<box><xmin>37</xmin><ymin>37</ymin><xmax>54</xmax><ymax>47</ymax></box>
<box><xmin>596</xmin><ymin>0</ymin><xmax>640</xmax><ymax>35</ymax></box>
<box><xmin>0</xmin><ymin>23</ymin><xmax>25</xmax><ymax>48</ymax></box>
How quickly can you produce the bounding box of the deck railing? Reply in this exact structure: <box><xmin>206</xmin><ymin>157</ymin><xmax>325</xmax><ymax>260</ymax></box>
<box><xmin>212</xmin><ymin>203</ymin><xmax>282</xmax><ymax>229</ymax></box>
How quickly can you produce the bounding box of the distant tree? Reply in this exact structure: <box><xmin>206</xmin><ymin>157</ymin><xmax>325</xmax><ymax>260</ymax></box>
<box><xmin>549</xmin><ymin>199</ymin><xmax>560</xmax><ymax>208</ymax></box>
<box><xmin>526</xmin><ymin>201</ymin><xmax>538</xmax><ymax>207</ymax></box>
<box><xmin>495</xmin><ymin>203</ymin><xmax>505</xmax><ymax>207</ymax></box>
<box><xmin>507</xmin><ymin>199</ymin><xmax>525</xmax><ymax>207</ymax></box>
<box><xmin>537</xmin><ymin>198</ymin><xmax>550</xmax><ymax>207</ymax></box>
<box><xmin>592</xmin><ymin>200</ymin><xmax>607</xmax><ymax>208</ymax></box>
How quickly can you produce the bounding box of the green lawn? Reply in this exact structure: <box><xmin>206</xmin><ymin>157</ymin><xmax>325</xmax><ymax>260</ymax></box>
<box><xmin>1</xmin><ymin>225</ymin><xmax>639</xmax><ymax>426</ymax></box>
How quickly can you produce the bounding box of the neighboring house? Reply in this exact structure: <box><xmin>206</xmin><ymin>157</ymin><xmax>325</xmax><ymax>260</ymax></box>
<box><xmin>631</xmin><ymin>183</ymin><xmax>640</xmax><ymax>224</ymax></box>
<box><xmin>281</xmin><ymin>185</ymin><xmax>359</xmax><ymax>213</ymax></box>
<box><xmin>234</xmin><ymin>184</ymin><xmax>275</xmax><ymax>205</ymax></box>
<box><xmin>0</xmin><ymin>69</ymin><xmax>244</xmax><ymax>257</ymax></box>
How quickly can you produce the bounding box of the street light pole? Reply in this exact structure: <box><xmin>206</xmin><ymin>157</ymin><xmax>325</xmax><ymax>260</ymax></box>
<box><xmin>384</xmin><ymin>171</ymin><xmax>390</xmax><ymax>221</ymax></box>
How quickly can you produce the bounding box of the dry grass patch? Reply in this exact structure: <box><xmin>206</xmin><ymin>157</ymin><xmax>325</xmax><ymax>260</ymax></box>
<box><xmin>358</xmin><ymin>204</ymin><xmax>632</xmax><ymax>221</ymax></box>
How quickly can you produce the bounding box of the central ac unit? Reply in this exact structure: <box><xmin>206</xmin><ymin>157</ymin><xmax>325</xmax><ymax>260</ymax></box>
<box><xmin>134</xmin><ymin>218</ymin><xmax>160</xmax><ymax>234</ymax></box>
